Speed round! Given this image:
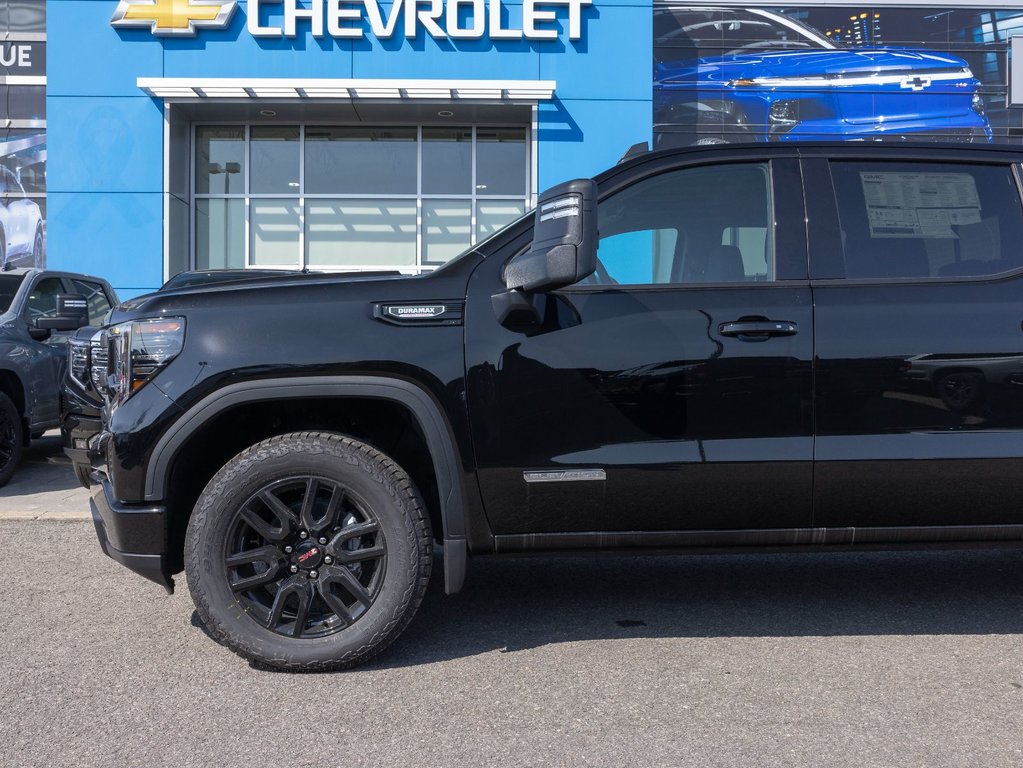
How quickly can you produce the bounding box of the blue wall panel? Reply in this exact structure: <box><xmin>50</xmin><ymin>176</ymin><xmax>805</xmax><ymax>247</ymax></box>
<box><xmin>539</xmin><ymin>5</ymin><xmax>649</xmax><ymax>100</ymax></box>
<box><xmin>537</xmin><ymin>98</ymin><xmax>650</xmax><ymax>188</ymax></box>
<box><xmin>47</xmin><ymin>96</ymin><xmax>164</xmax><ymax>194</ymax></box>
<box><xmin>47</xmin><ymin>1</ymin><xmax>164</xmax><ymax>97</ymax></box>
<box><xmin>47</xmin><ymin>192</ymin><xmax>165</xmax><ymax>295</ymax></box>
<box><xmin>163</xmin><ymin>9</ymin><xmax>355</xmax><ymax>80</ymax></box>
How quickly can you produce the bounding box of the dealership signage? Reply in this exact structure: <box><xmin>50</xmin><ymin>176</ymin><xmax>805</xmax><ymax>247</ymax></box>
<box><xmin>0</xmin><ymin>42</ymin><xmax>44</xmax><ymax>75</ymax></box>
<box><xmin>112</xmin><ymin>0</ymin><xmax>591</xmax><ymax>40</ymax></box>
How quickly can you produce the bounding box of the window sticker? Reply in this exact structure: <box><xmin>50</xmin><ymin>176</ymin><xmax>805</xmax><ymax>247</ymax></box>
<box><xmin>860</xmin><ymin>172</ymin><xmax>982</xmax><ymax>238</ymax></box>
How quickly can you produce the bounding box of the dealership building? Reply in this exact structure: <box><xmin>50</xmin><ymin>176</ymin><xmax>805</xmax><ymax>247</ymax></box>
<box><xmin>34</xmin><ymin>0</ymin><xmax>1023</xmax><ymax>296</ymax></box>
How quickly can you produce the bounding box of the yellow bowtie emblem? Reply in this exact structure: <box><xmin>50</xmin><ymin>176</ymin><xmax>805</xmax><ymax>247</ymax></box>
<box><xmin>110</xmin><ymin>0</ymin><xmax>237</xmax><ymax>36</ymax></box>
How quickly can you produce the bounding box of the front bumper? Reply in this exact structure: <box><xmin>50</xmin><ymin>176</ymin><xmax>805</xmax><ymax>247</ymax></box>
<box><xmin>90</xmin><ymin>478</ymin><xmax>174</xmax><ymax>593</ymax></box>
<box><xmin>62</xmin><ymin>411</ymin><xmax>104</xmax><ymax>489</ymax></box>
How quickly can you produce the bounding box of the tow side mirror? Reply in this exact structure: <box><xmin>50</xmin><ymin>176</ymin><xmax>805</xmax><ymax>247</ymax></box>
<box><xmin>35</xmin><ymin>293</ymin><xmax>89</xmax><ymax>332</ymax></box>
<box><xmin>504</xmin><ymin>179</ymin><xmax>598</xmax><ymax>293</ymax></box>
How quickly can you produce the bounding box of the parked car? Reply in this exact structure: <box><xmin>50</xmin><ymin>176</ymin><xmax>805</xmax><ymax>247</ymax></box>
<box><xmin>0</xmin><ymin>268</ymin><xmax>116</xmax><ymax>485</ymax></box>
<box><xmin>81</xmin><ymin>142</ymin><xmax>1023</xmax><ymax>671</ymax></box>
<box><xmin>653</xmin><ymin>6</ymin><xmax>992</xmax><ymax>145</ymax></box>
<box><xmin>0</xmin><ymin>166</ymin><xmax>44</xmax><ymax>268</ymax></box>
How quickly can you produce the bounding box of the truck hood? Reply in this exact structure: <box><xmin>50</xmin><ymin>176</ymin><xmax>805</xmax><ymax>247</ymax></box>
<box><xmin>116</xmin><ymin>271</ymin><xmax>411</xmax><ymax>313</ymax></box>
<box><xmin>107</xmin><ymin>259</ymin><xmax>483</xmax><ymax>325</ymax></box>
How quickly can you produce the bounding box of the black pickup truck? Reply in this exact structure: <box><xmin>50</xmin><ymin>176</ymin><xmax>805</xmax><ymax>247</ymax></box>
<box><xmin>0</xmin><ymin>268</ymin><xmax>116</xmax><ymax>485</ymax></box>
<box><xmin>79</xmin><ymin>143</ymin><xmax>1023</xmax><ymax>670</ymax></box>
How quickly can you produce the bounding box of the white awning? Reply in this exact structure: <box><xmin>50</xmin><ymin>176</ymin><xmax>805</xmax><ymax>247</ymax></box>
<box><xmin>138</xmin><ymin>78</ymin><xmax>556</xmax><ymax>102</ymax></box>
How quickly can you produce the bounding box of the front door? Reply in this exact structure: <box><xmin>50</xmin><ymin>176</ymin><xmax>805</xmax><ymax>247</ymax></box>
<box><xmin>465</xmin><ymin>157</ymin><xmax>814</xmax><ymax>536</ymax></box>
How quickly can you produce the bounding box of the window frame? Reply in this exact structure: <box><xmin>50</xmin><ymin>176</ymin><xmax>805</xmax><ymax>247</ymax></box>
<box><xmin>190</xmin><ymin>122</ymin><xmax>532</xmax><ymax>275</ymax></box>
<box><xmin>805</xmin><ymin>156</ymin><xmax>1023</xmax><ymax>284</ymax></box>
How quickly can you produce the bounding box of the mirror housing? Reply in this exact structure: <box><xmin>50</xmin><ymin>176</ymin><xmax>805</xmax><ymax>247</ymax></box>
<box><xmin>35</xmin><ymin>293</ymin><xmax>89</xmax><ymax>332</ymax></box>
<box><xmin>504</xmin><ymin>178</ymin><xmax>598</xmax><ymax>293</ymax></box>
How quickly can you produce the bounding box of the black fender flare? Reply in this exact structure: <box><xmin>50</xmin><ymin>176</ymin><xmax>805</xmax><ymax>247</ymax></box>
<box><xmin>145</xmin><ymin>376</ymin><xmax>468</xmax><ymax>593</ymax></box>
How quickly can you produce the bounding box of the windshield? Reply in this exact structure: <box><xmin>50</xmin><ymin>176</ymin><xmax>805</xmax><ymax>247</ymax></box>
<box><xmin>0</xmin><ymin>274</ymin><xmax>25</xmax><ymax>313</ymax></box>
<box><xmin>654</xmin><ymin>8</ymin><xmax>837</xmax><ymax>55</ymax></box>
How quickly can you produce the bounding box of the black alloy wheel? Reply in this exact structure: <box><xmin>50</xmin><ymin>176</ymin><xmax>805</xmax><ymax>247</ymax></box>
<box><xmin>224</xmin><ymin>477</ymin><xmax>386</xmax><ymax>639</ymax></box>
<box><xmin>0</xmin><ymin>391</ymin><xmax>24</xmax><ymax>487</ymax></box>
<box><xmin>186</xmin><ymin>432</ymin><xmax>433</xmax><ymax>671</ymax></box>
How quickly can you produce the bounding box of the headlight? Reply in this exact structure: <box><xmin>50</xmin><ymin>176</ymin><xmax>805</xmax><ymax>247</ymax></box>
<box><xmin>68</xmin><ymin>336</ymin><xmax>91</xmax><ymax>390</ymax></box>
<box><xmin>769</xmin><ymin>100</ymin><xmax>799</xmax><ymax>127</ymax></box>
<box><xmin>90</xmin><ymin>332</ymin><xmax>108</xmax><ymax>391</ymax></box>
<box><xmin>106</xmin><ymin>317</ymin><xmax>186</xmax><ymax>407</ymax></box>
<box><xmin>972</xmin><ymin>92</ymin><xmax>986</xmax><ymax>118</ymax></box>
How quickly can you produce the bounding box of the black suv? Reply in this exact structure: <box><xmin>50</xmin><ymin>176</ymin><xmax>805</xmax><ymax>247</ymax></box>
<box><xmin>82</xmin><ymin>143</ymin><xmax>1023</xmax><ymax>670</ymax></box>
<box><xmin>0</xmin><ymin>268</ymin><xmax>116</xmax><ymax>485</ymax></box>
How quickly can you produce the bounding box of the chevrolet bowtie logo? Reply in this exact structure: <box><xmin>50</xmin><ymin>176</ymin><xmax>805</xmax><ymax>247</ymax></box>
<box><xmin>900</xmin><ymin>75</ymin><xmax>932</xmax><ymax>92</ymax></box>
<box><xmin>111</xmin><ymin>0</ymin><xmax>237</xmax><ymax>37</ymax></box>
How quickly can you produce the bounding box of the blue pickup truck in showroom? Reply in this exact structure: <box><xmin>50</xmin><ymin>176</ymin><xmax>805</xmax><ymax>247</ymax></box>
<box><xmin>654</xmin><ymin>6</ymin><xmax>992</xmax><ymax>144</ymax></box>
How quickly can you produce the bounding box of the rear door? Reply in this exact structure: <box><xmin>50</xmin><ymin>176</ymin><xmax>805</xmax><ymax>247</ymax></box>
<box><xmin>806</xmin><ymin>150</ymin><xmax>1023</xmax><ymax>530</ymax></box>
<box><xmin>465</xmin><ymin>155</ymin><xmax>815</xmax><ymax>537</ymax></box>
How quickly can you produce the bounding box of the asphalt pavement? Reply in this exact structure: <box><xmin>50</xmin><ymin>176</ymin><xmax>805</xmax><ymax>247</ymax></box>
<box><xmin>2</xmin><ymin>438</ymin><xmax>1023</xmax><ymax>767</ymax></box>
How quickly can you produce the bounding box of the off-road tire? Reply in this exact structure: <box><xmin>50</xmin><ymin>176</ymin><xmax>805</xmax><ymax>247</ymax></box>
<box><xmin>185</xmin><ymin>432</ymin><xmax>433</xmax><ymax>671</ymax></box>
<box><xmin>0</xmin><ymin>391</ymin><xmax>24</xmax><ymax>487</ymax></box>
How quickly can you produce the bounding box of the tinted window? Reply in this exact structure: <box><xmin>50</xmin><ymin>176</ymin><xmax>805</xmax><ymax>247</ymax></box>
<box><xmin>250</xmin><ymin>126</ymin><xmax>299</xmax><ymax>194</ymax></box>
<box><xmin>304</xmin><ymin>127</ymin><xmax>416</xmax><ymax>195</ymax></box>
<box><xmin>24</xmin><ymin>277</ymin><xmax>62</xmax><ymax>322</ymax></box>
<box><xmin>828</xmin><ymin>161</ymin><xmax>1023</xmax><ymax>280</ymax></box>
<box><xmin>581</xmin><ymin>162</ymin><xmax>774</xmax><ymax>286</ymax></box>
<box><xmin>195</xmin><ymin>127</ymin><xmax>245</xmax><ymax>195</ymax></box>
<box><xmin>0</xmin><ymin>274</ymin><xmax>24</xmax><ymax>313</ymax></box>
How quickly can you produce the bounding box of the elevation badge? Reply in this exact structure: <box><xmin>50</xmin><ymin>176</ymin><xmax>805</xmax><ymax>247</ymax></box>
<box><xmin>111</xmin><ymin>0</ymin><xmax>237</xmax><ymax>36</ymax></box>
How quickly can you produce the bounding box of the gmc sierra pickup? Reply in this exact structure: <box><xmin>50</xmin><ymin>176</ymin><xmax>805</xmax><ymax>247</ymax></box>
<box><xmin>78</xmin><ymin>143</ymin><xmax>1023</xmax><ymax>670</ymax></box>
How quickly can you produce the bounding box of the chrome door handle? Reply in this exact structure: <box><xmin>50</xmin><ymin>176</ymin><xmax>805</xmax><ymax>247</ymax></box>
<box><xmin>719</xmin><ymin>320</ymin><xmax>798</xmax><ymax>341</ymax></box>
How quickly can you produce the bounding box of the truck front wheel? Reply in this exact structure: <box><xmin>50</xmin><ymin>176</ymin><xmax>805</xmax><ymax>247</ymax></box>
<box><xmin>185</xmin><ymin>432</ymin><xmax>433</xmax><ymax>671</ymax></box>
<box><xmin>0</xmin><ymin>392</ymin><xmax>23</xmax><ymax>487</ymax></box>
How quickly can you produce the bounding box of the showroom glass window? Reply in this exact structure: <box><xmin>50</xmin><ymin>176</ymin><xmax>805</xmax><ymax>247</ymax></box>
<box><xmin>193</xmin><ymin>125</ymin><xmax>530</xmax><ymax>272</ymax></box>
<box><xmin>0</xmin><ymin>0</ymin><xmax>46</xmax><ymax>266</ymax></box>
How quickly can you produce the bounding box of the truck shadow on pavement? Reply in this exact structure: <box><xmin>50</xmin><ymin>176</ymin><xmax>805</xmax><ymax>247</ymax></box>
<box><xmin>0</xmin><ymin>432</ymin><xmax>83</xmax><ymax>497</ymax></box>
<box><xmin>188</xmin><ymin>548</ymin><xmax>1023</xmax><ymax>672</ymax></box>
<box><xmin>371</xmin><ymin>549</ymin><xmax>1023</xmax><ymax>668</ymax></box>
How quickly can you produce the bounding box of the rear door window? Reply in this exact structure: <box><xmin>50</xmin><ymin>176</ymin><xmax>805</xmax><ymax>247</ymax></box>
<box><xmin>822</xmin><ymin>161</ymin><xmax>1023</xmax><ymax>280</ymax></box>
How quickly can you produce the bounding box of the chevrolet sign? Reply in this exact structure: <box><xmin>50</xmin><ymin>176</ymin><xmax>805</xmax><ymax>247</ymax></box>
<box><xmin>113</xmin><ymin>0</ymin><xmax>590</xmax><ymax>41</ymax></box>
<box><xmin>111</xmin><ymin>0</ymin><xmax>238</xmax><ymax>36</ymax></box>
